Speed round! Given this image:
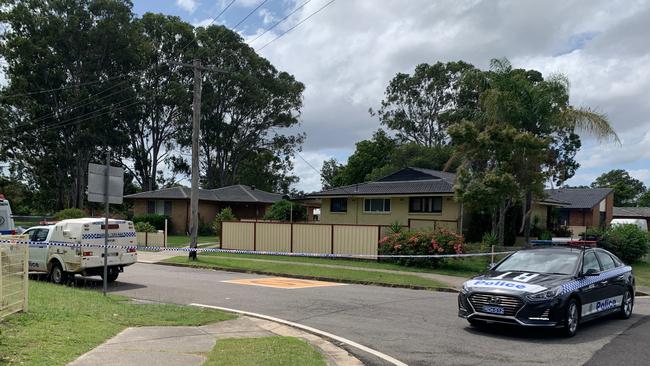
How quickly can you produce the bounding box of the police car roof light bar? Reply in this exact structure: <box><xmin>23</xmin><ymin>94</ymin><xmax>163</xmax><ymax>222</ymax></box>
<box><xmin>530</xmin><ymin>239</ymin><xmax>597</xmax><ymax>249</ymax></box>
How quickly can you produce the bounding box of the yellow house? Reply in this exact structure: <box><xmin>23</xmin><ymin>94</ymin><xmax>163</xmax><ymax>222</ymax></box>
<box><xmin>306</xmin><ymin>167</ymin><xmax>462</xmax><ymax>232</ymax></box>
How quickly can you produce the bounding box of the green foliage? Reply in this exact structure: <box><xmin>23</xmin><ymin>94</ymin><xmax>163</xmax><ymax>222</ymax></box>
<box><xmin>638</xmin><ymin>191</ymin><xmax>650</xmax><ymax>207</ymax></box>
<box><xmin>538</xmin><ymin>230</ymin><xmax>553</xmax><ymax>241</ymax></box>
<box><xmin>591</xmin><ymin>169</ymin><xmax>646</xmax><ymax>207</ymax></box>
<box><xmin>389</xmin><ymin>221</ymin><xmax>403</xmax><ymax>234</ymax></box>
<box><xmin>481</xmin><ymin>232</ymin><xmax>498</xmax><ymax>247</ymax></box>
<box><xmin>212</xmin><ymin>208</ymin><xmax>237</xmax><ymax>236</ymax></box>
<box><xmin>599</xmin><ymin>225</ymin><xmax>649</xmax><ymax>263</ymax></box>
<box><xmin>198</xmin><ymin>220</ymin><xmax>215</xmax><ymax>236</ymax></box>
<box><xmin>133</xmin><ymin>214</ymin><xmax>170</xmax><ymax>231</ymax></box>
<box><xmin>135</xmin><ymin>221</ymin><xmax>157</xmax><ymax>233</ymax></box>
<box><xmin>264</xmin><ymin>200</ymin><xmax>306</xmax><ymax>222</ymax></box>
<box><xmin>53</xmin><ymin>208</ymin><xmax>86</xmax><ymax>220</ymax></box>
<box><xmin>378</xmin><ymin>229</ymin><xmax>465</xmax><ymax>268</ymax></box>
<box><xmin>552</xmin><ymin>225</ymin><xmax>573</xmax><ymax>237</ymax></box>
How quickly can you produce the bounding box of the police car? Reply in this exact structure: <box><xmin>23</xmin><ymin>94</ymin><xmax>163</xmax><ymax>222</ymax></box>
<box><xmin>458</xmin><ymin>242</ymin><xmax>634</xmax><ymax>336</ymax></box>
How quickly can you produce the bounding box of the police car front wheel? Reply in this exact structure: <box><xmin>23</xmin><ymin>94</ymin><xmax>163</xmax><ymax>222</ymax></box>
<box><xmin>619</xmin><ymin>289</ymin><xmax>633</xmax><ymax>319</ymax></box>
<box><xmin>563</xmin><ymin>299</ymin><xmax>580</xmax><ymax>337</ymax></box>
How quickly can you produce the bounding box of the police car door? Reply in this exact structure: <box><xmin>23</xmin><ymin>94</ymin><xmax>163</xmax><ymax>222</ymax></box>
<box><xmin>594</xmin><ymin>250</ymin><xmax>625</xmax><ymax>309</ymax></box>
<box><xmin>579</xmin><ymin>250</ymin><xmax>610</xmax><ymax>318</ymax></box>
<box><xmin>27</xmin><ymin>228</ymin><xmax>50</xmax><ymax>272</ymax></box>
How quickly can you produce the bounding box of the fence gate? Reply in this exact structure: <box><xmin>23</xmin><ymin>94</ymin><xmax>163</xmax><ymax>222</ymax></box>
<box><xmin>1</xmin><ymin>235</ymin><xmax>29</xmax><ymax>319</ymax></box>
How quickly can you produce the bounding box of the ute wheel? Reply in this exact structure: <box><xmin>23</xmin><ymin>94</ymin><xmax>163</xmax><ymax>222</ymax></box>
<box><xmin>619</xmin><ymin>289</ymin><xmax>634</xmax><ymax>319</ymax></box>
<box><xmin>468</xmin><ymin>318</ymin><xmax>485</xmax><ymax>327</ymax></box>
<box><xmin>562</xmin><ymin>298</ymin><xmax>580</xmax><ymax>337</ymax></box>
<box><xmin>49</xmin><ymin>261</ymin><xmax>68</xmax><ymax>285</ymax></box>
<box><xmin>101</xmin><ymin>268</ymin><xmax>119</xmax><ymax>283</ymax></box>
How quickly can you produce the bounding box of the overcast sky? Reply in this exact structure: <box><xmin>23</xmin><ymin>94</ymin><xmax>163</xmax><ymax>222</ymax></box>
<box><xmin>137</xmin><ymin>0</ymin><xmax>650</xmax><ymax>192</ymax></box>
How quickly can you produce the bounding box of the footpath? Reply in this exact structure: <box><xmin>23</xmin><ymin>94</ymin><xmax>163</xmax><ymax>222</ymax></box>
<box><xmin>69</xmin><ymin>315</ymin><xmax>363</xmax><ymax>366</ymax></box>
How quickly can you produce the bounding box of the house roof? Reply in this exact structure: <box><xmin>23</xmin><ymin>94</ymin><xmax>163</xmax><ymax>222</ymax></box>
<box><xmin>613</xmin><ymin>207</ymin><xmax>650</xmax><ymax>218</ymax></box>
<box><xmin>543</xmin><ymin>188</ymin><xmax>613</xmax><ymax>209</ymax></box>
<box><xmin>124</xmin><ymin>185</ymin><xmax>282</xmax><ymax>204</ymax></box>
<box><xmin>306</xmin><ymin>167</ymin><xmax>456</xmax><ymax>197</ymax></box>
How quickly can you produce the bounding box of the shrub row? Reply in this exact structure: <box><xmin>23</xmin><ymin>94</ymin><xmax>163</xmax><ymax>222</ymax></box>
<box><xmin>378</xmin><ymin>228</ymin><xmax>464</xmax><ymax>268</ymax></box>
<box><xmin>584</xmin><ymin>224</ymin><xmax>649</xmax><ymax>263</ymax></box>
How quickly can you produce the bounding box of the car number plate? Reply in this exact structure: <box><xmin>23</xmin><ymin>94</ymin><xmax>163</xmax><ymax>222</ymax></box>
<box><xmin>482</xmin><ymin>305</ymin><xmax>505</xmax><ymax>315</ymax></box>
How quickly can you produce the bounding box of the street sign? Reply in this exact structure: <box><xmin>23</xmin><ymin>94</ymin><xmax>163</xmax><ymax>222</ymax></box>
<box><xmin>87</xmin><ymin>163</ymin><xmax>124</xmax><ymax>204</ymax></box>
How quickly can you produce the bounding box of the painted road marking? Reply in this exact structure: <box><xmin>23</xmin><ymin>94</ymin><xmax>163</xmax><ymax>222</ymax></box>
<box><xmin>221</xmin><ymin>277</ymin><xmax>347</xmax><ymax>289</ymax></box>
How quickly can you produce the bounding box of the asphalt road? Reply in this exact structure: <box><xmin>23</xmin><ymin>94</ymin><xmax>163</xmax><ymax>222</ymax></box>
<box><xmin>81</xmin><ymin>263</ymin><xmax>650</xmax><ymax>366</ymax></box>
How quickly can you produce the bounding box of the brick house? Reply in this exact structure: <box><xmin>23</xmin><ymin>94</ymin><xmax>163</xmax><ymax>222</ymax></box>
<box><xmin>125</xmin><ymin>185</ymin><xmax>282</xmax><ymax>234</ymax></box>
<box><xmin>543</xmin><ymin>187</ymin><xmax>614</xmax><ymax>235</ymax></box>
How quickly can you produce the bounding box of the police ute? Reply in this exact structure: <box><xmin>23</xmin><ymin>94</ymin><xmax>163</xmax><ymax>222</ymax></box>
<box><xmin>23</xmin><ymin>218</ymin><xmax>137</xmax><ymax>284</ymax></box>
<box><xmin>458</xmin><ymin>241</ymin><xmax>634</xmax><ymax>336</ymax></box>
<box><xmin>0</xmin><ymin>194</ymin><xmax>16</xmax><ymax>235</ymax></box>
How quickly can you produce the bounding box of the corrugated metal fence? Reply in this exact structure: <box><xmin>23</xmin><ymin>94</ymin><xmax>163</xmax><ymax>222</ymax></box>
<box><xmin>1</xmin><ymin>235</ymin><xmax>29</xmax><ymax>320</ymax></box>
<box><xmin>221</xmin><ymin>222</ymin><xmax>382</xmax><ymax>256</ymax></box>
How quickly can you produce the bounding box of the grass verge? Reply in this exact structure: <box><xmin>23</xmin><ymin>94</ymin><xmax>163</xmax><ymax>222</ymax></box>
<box><xmin>632</xmin><ymin>258</ymin><xmax>650</xmax><ymax>289</ymax></box>
<box><xmin>164</xmin><ymin>256</ymin><xmax>450</xmax><ymax>289</ymax></box>
<box><xmin>165</xmin><ymin>235</ymin><xmax>219</xmax><ymax>248</ymax></box>
<box><xmin>0</xmin><ymin>281</ymin><xmax>235</xmax><ymax>366</ymax></box>
<box><xmin>204</xmin><ymin>336</ymin><xmax>325</xmax><ymax>366</ymax></box>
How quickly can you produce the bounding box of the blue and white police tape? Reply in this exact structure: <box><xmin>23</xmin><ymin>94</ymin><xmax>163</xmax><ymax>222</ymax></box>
<box><xmin>0</xmin><ymin>239</ymin><xmax>514</xmax><ymax>259</ymax></box>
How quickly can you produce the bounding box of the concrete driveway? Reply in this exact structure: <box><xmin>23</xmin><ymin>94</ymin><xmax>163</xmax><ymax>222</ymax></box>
<box><xmin>79</xmin><ymin>263</ymin><xmax>650</xmax><ymax>366</ymax></box>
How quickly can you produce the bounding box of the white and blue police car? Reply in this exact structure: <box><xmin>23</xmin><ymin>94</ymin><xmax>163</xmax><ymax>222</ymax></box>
<box><xmin>458</xmin><ymin>242</ymin><xmax>635</xmax><ymax>337</ymax></box>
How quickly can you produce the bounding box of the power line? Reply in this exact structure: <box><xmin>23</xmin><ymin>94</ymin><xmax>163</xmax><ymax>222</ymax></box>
<box><xmin>0</xmin><ymin>75</ymin><xmax>127</xmax><ymax>99</ymax></box>
<box><xmin>248</xmin><ymin>0</ymin><xmax>313</xmax><ymax>45</ymax></box>
<box><xmin>233</xmin><ymin>0</ymin><xmax>269</xmax><ymax>30</ymax></box>
<box><xmin>257</xmin><ymin>0</ymin><xmax>337</xmax><ymax>51</ymax></box>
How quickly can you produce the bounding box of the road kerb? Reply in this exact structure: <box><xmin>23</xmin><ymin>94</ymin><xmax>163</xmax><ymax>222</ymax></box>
<box><xmin>190</xmin><ymin>303</ymin><xmax>408</xmax><ymax>366</ymax></box>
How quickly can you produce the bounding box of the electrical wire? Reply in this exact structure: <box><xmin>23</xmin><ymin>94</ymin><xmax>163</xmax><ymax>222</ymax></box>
<box><xmin>248</xmin><ymin>0</ymin><xmax>313</xmax><ymax>45</ymax></box>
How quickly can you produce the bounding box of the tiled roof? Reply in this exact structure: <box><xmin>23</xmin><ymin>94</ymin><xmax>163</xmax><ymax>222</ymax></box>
<box><xmin>544</xmin><ymin>188</ymin><xmax>613</xmax><ymax>209</ymax></box>
<box><xmin>307</xmin><ymin>167</ymin><xmax>456</xmax><ymax>197</ymax></box>
<box><xmin>613</xmin><ymin>207</ymin><xmax>650</xmax><ymax>218</ymax></box>
<box><xmin>124</xmin><ymin>185</ymin><xmax>282</xmax><ymax>204</ymax></box>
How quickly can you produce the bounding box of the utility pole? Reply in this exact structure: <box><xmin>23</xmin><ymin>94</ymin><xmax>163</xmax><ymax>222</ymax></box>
<box><xmin>172</xmin><ymin>60</ymin><xmax>228</xmax><ymax>260</ymax></box>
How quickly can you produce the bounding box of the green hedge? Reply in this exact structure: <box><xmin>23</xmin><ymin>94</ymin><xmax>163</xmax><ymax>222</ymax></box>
<box><xmin>132</xmin><ymin>214</ymin><xmax>171</xmax><ymax>232</ymax></box>
<box><xmin>585</xmin><ymin>225</ymin><xmax>649</xmax><ymax>263</ymax></box>
<box><xmin>53</xmin><ymin>208</ymin><xmax>86</xmax><ymax>220</ymax></box>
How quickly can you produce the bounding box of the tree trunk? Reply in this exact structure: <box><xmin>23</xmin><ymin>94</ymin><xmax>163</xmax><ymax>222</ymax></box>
<box><xmin>497</xmin><ymin>201</ymin><xmax>506</xmax><ymax>246</ymax></box>
<box><xmin>523</xmin><ymin>190</ymin><xmax>532</xmax><ymax>247</ymax></box>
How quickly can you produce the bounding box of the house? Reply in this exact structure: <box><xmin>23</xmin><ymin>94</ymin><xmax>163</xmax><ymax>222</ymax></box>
<box><xmin>125</xmin><ymin>185</ymin><xmax>282</xmax><ymax>234</ymax></box>
<box><xmin>613</xmin><ymin>207</ymin><xmax>650</xmax><ymax>228</ymax></box>
<box><xmin>542</xmin><ymin>187</ymin><xmax>614</xmax><ymax>236</ymax></box>
<box><xmin>304</xmin><ymin>167</ymin><xmax>462</xmax><ymax>232</ymax></box>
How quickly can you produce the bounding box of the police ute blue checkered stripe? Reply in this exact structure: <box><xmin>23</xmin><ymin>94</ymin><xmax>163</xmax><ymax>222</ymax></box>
<box><xmin>560</xmin><ymin>266</ymin><xmax>632</xmax><ymax>294</ymax></box>
<box><xmin>81</xmin><ymin>232</ymin><xmax>136</xmax><ymax>239</ymax></box>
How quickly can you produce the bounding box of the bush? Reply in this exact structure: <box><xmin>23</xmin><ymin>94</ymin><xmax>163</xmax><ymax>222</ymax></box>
<box><xmin>388</xmin><ymin>221</ymin><xmax>403</xmax><ymax>234</ymax></box>
<box><xmin>378</xmin><ymin>228</ymin><xmax>464</xmax><ymax>268</ymax></box>
<box><xmin>212</xmin><ymin>208</ymin><xmax>237</xmax><ymax>237</ymax></box>
<box><xmin>263</xmin><ymin>200</ymin><xmax>306</xmax><ymax>221</ymax></box>
<box><xmin>53</xmin><ymin>208</ymin><xmax>86</xmax><ymax>220</ymax></box>
<box><xmin>198</xmin><ymin>220</ymin><xmax>215</xmax><ymax>236</ymax></box>
<box><xmin>481</xmin><ymin>232</ymin><xmax>498</xmax><ymax>247</ymax></box>
<box><xmin>599</xmin><ymin>224</ymin><xmax>649</xmax><ymax>263</ymax></box>
<box><xmin>552</xmin><ymin>225</ymin><xmax>573</xmax><ymax>237</ymax></box>
<box><xmin>135</xmin><ymin>221</ymin><xmax>157</xmax><ymax>233</ymax></box>
<box><xmin>133</xmin><ymin>214</ymin><xmax>171</xmax><ymax>232</ymax></box>
<box><xmin>538</xmin><ymin>230</ymin><xmax>552</xmax><ymax>241</ymax></box>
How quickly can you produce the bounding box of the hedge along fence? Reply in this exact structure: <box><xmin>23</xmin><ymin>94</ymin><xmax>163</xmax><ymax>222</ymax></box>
<box><xmin>220</xmin><ymin>221</ymin><xmax>382</xmax><ymax>256</ymax></box>
<box><xmin>1</xmin><ymin>235</ymin><xmax>29</xmax><ymax>320</ymax></box>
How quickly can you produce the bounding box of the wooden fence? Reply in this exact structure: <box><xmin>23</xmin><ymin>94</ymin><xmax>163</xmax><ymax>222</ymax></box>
<box><xmin>221</xmin><ymin>222</ymin><xmax>382</xmax><ymax>256</ymax></box>
<box><xmin>1</xmin><ymin>235</ymin><xmax>29</xmax><ymax>320</ymax></box>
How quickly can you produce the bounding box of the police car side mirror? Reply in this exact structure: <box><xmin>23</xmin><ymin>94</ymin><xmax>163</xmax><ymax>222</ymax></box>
<box><xmin>583</xmin><ymin>268</ymin><xmax>599</xmax><ymax>276</ymax></box>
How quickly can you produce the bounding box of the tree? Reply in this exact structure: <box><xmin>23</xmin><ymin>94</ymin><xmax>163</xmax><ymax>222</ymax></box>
<box><xmin>264</xmin><ymin>200</ymin><xmax>306</xmax><ymax>222</ymax></box>
<box><xmin>320</xmin><ymin>158</ymin><xmax>345</xmax><ymax>190</ymax></box>
<box><xmin>366</xmin><ymin>143</ymin><xmax>456</xmax><ymax>181</ymax></box>
<box><xmin>174</xmin><ymin>25</ymin><xmax>304</xmax><ymax>190</ymax></box>
<box><xmin>124</xmin><ymin>13</ymin><xmax>194</xmax><ymax>192</ymax></box>
<box><xmin>592</xmin><ymin>169</ymin><xmax>646</xmax><ymax>207</ymax></box>
<box><xmin>0</xmin><ymin>0</ymin><xmax>139</xmax><ymax>210</ymax></box>
<box><xmin>637</xmin><ymin>190</ymin><xmax>650</xmax><ymax>207</ymax></box>
<box><xmin>374</xmin><ymin>61</ymin><xmax>476</xmax><ymax>147</ymax></box>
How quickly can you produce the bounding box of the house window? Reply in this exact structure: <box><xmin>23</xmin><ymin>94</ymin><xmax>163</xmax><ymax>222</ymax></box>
<box><xmin>330</xmin><ymin>198</ymin><xmax>347</xmax><ymax>213</ymax></box>
<box><xmin>147</xmin><ymin>200</ymin><xmax>156</xmax><ymax>214</ymax></box>
<box><xmin>364</xmin><ymin>198</ymin><xmax>391</xmax><ymax>213</ymax></box>
<box><xmin>148</xmin><ymin>200</ymin><xmax>172</xmax><ymax>216</ymax></box>
<box><xmin>409</xmin><ymin>197</ymin><xmax>442</xmax><ymax>213</ymax></box>
<box><xmin>164</xmin><ymin>200</ymin><xmax>172</xmax><ymax>216</ymax></box>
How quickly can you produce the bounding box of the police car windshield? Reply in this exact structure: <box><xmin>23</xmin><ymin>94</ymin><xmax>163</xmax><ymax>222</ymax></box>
<box><xmin>494</xmin><ymin>251</ymin><xmax>580</xmax><ymax>275</ymax></box>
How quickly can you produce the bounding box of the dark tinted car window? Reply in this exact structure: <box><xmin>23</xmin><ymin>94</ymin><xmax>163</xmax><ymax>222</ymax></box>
<box><xmin>582</xmin><ymin>252</ymin><xmax>601</xmax><ymax>273</ymax></box>
<box><xmin>596</xmin><ymin>251</ymin><xmax>616</xmax><ymax>271</ymax></box>
<box><xmin>494</xmin><ymin>251</ymin><xmax>580</xmax><ymax>275</ymax></box>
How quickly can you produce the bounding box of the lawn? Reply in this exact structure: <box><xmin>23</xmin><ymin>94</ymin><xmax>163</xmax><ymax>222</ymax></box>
<box><xmin>193</xmin><ymin>251</ymin><xmax>503</xmax><ymax>278</ymax></box>
<box><xmin>0</xmin><ymin>281</ymin><xmax>235</xmax><ymax>366</ymax></box>
<box><xmin>632</xmin><ymin>257</ymin><xmax>650</xmax><ymax>289</ymax></box>
<box><xmin>165</xmin><ymin>256</ymin><xmax>450</xmax><ymax>289</ymax></box>
<box><xmin>165</xmin><ymin>235</ymin><xmax>219</xmax><ymax>248</ymax></box>
<box><xmin>205</xmin><ymin>336</ymin><xmax>325</xmax><ymax>366</ymax></box>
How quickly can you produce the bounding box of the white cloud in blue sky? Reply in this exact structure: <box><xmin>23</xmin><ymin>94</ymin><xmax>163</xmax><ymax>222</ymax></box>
<box><xmin>133</xmin><ymin>0</ymin><xmax>650</xmax><ymax>192</ymax></box>
<box><xmin>175</xmin><ymin>0</ymin><xmax>199</xmax><ymax>13</ymax></box>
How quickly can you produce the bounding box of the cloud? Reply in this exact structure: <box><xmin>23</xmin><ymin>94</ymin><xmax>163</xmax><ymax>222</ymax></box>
<box><xmin>244</xmin><ymin>0</ymin><xmax>650</xmax><ymax>191</ymax></box>
<box><xmin>176</xmin><ymin>0</ymin><xmax>199</xmax><ymax>13</ymax></box>
<box><xmin>290</xmin><ymin>150</ymin><xmax>330</xmax><ymax>193</ymax></box>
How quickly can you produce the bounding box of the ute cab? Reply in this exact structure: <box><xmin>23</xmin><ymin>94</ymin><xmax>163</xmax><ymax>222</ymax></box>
<box><xmin>0</xmin><ymin>194</ymin><xmax>16</xmax><ymax>235</ymax></box>
<box><xmin>24</xmin><ymin>218</ymin><xmax>137</xmax><ymax>284</ymax></box>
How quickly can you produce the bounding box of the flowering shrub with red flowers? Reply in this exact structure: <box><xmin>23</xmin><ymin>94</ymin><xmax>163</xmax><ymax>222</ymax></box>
<box><xmin>378</xmin><ymin>228</ymin><xmax>465</xmax><ymax>268</ymax></box>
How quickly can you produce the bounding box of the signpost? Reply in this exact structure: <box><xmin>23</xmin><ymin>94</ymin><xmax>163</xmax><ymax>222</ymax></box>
<box><xmin>88</xmin><ymin>151</ymin><xmax>124</xmax><ymax>295</ymax></box>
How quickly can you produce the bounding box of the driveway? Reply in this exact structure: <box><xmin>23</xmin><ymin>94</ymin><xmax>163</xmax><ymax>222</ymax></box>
<box><xmin>88</xmin><ymin>263</ymin><xmax>650</xmax><ymax>366</ymax></box>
